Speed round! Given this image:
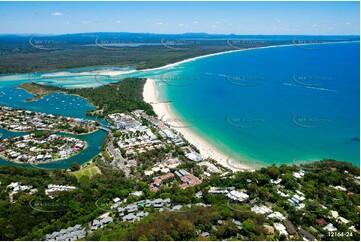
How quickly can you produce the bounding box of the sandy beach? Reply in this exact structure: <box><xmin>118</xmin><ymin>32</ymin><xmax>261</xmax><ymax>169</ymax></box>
<box><xmin>26</xmin><ymin>41</ymin><xmax>358</xmax><ymax>81</ymax></box>
<box><xmin>137</xmin><ymin>40</ymin><xmax>358</xmax><ymax>74</ymax></box>
<box><xmin>42</xmin><ymin>69</ymin><xmax>137</xmax><ymax>77</ymax></box>
<box><xmin>143</xmin><ymin>78</ymin><xmax>254</xmax><ymax>172</ymax></box>
<box><xmin>140</xmin><ymin>41</ymin><xmax>358</xmax><ymax>172</ymax></box>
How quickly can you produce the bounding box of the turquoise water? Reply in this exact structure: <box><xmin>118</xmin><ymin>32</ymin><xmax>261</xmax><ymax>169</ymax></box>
<box><xmin>0</xmin><ymin>87</ymin><xmax>95</xmax><ymax>118</ymax></box>
<box><xmin>154</xmin><ymin>42</ymin><xmax>360</xmax><ymax>167</ymax></box>
<box><xmin>0</xmin><ymin>129</ymin><xmax>106</xmax><ymax>170</ymax></box>
<box><xmin>118</xmin><ymin>42</ymin><xmax>360</xmax><ymax>167</ymax></box>
<box><xmin>0</xmin><ymin>84</ymin><xmax>107</xmax><ymax>169</ymax></box>
<box><xmin>0</xmin><ymin>128</ymin><xmax>29</xmax><ymax>139</ymax></box>
<box><xmin>0</xmin><ymin>42</ymin><xmax>359</xmax><ymax>168</ymax></box>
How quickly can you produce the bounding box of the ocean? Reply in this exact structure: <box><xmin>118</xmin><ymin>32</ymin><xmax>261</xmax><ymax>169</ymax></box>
<box><xmin>152</xmin><ymin>42</ymin><xmax>360</xmax><ymax>167</ymax></box>
<box><xmin>0</xmin><ymin>41</ymin><xmax>359</xmax><ymax>168</ymax></box>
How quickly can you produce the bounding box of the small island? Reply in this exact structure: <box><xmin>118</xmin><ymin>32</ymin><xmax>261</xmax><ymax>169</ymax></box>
<box><xmin>0</xmin><ymin>132</ymin><xmax>86</xmax><ymax>164</ymax></box>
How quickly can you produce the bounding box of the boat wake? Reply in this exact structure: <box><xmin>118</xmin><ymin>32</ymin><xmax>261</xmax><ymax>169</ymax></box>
<box><xmin>283</xmin><ymin>83</ymin><xmax>339</xmax><ymax>93</ymax></box>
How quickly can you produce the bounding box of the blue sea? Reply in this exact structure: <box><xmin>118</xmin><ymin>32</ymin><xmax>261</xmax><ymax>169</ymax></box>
<box><xmin>152</xmin><ymin>42</ymin><xmax>360</xmax><ymax>167</ymax></box>
<box><xmin>0</xmin><ymin>41</ymin><xmax>359</xmax><ymax>168</ymax></box>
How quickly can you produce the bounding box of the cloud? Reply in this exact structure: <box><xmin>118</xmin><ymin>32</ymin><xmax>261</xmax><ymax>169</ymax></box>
<box><xmin>193</xmin><ymin>21</ymin><xmax>199</xmax><ymax>24</ymax></box>
<box><xmin>155</xmin><ymin>22</ymin><xmax>164</xmax><ymax>25</ymax></box>
<box><xmin>81</xmin><ymin>20</ymin><xmax>92</xmax><ymax>24</ymax></box>
<box><xmin>65</xmin><ymin>20</ymin><xmax>70</xmax><ymax>25</ymax></box>
<box><xmin>51</xmin><ymin>12</ymin><xmax>64</xmax><ymax>16</ymax></box>
<box><xmin>211</xmin><ymin>25</ymin><xmax>217</xmax><ymax>28</ymax></box>
<box><xmin>178</xmin><ymin>23</ymin><xmax>184</xmax><ymax>27</ymax></box>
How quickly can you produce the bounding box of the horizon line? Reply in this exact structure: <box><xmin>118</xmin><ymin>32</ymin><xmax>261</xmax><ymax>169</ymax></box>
<box><xmin>0</xmin><ymin>32</ymin><xmax>360</xmax><ymax>37</ymax></box>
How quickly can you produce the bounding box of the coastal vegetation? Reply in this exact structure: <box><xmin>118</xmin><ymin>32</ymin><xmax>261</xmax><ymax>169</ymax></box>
<box><xmin>17</xmin><ymin>78</ymin><xmax>155</xmax><ymax>117</ymax></box>
<box><xmin>2</xmin><ymin>102</ymin><xmax>353</xmax><ymax>241</ymax></box>
<box><xmin>0</xmin><ymin>33</ymin><xmax>273</xmax><ymax>74</ymax></box>
<box><xmin>1</xmin><ymin>33</ymin><xmax>359</xmax><ymax>242</ymax></box>
<box><xmin>69</xmin><ymin>78</ymin><xmax>155</xmax><ymax>117</ymax></box>
<box><xmin>17</xmin><ymin>83</ymin><xmax>57</xmax><ymax>101</ymax></box>
<box><xmin>0</xmin><ymin>160</ymin><xmax>358</xmax><ymax>241</ymax></box>
<box><xmin>1</xmin><ymin>33</ymin><xmax>357</xmax><ymax>74</ymax></box>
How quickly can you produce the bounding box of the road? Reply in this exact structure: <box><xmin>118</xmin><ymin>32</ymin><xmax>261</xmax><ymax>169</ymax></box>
<box><xmin>99</xmin><ymin>126</ymin><xmax>131</xmax><ymax>176</ymax></box>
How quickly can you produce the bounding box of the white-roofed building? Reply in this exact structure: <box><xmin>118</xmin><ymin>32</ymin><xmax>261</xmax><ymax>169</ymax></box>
<box><xmin>227</xmin><ymin>190</ymin><xmax>249</xmax><ymax>202</ymax></box>
<box><xmin>267</xmin><ymin>211</ymin><xmax>285</xmax><ymax>220</ymax></box>
<box><xmin>251</xmin><ymin>205</ymin><xmax>272</xmax><ymax>214</ymax></box>
<box><xmin>274</xmin><ymin>223</ymin><xmax>288</xmax><ymax>236</ymax></box>
<box><xmin>323</xmin><ymin>223</ymin><xmax>337</xmax><ymax>232</ymax></box>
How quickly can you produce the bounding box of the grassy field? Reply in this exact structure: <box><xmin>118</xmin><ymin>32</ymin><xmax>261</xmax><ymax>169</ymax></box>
<box><xmin>71</xmin><ymin>162</ymin><xmax>101</xmax><ymax>179</ymax></box>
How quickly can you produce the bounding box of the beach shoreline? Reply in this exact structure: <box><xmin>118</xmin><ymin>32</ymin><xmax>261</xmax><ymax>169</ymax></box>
<box><xmin>3</xmin><ymin>40</ymin><xmax>357</xmax><ymax>170</ymax></box>
<box><xmin>143</xmin><ymin>78</ymin><xmax>254</xmax><ymax>172</ymax></box>
<box><xmin>137</xmin><ymin>40</ymin><xmax>359</xmax><ymax>74</ymax></box>
<box><xmin>10</xmin><ymin>40</ymin><xmax>356</xmax><ymax>81</ymax></box>
<box><xmin>140</xmin><ymin>40</ymin><xmax>359</xmax><ymax>171</ymax></box>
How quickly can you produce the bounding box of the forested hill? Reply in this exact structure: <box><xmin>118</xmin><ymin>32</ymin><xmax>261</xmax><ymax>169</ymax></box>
<box><xmin>0</xmin><ymin>160</ymin><xmax>359</xmax><ymax>241</ymax></box>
